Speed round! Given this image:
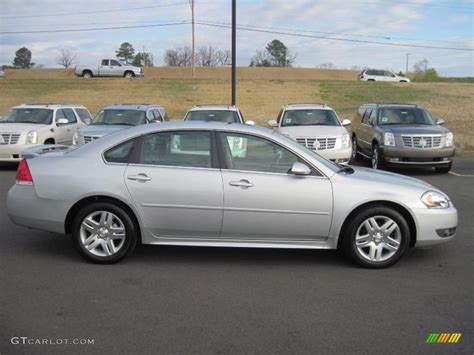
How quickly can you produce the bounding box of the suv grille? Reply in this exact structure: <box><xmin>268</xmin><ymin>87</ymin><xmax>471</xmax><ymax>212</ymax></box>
<box><xmin>0</xmin><ymin>133</ymin><xmax>21</xmax><ymax>145</ymax></box>
<box><xmin>296</xmin><ymin>137</ymin><xmax>337</xmax><ymax>150</ymax></box>
<box><xmin>401</xmin><ymin>135</ymin><xmax>442</xmax><ymax>149</ymax></box>
<box><xmin>83</xmin><ymin>135</ymin><xmax>101</xmax><ymax>144</ymax></box>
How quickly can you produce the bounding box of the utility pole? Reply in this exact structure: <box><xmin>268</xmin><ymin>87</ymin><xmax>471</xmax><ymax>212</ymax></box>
<box><xmin>231</xmin><ymin>0</ymin><xmax>236</xmax><ymax>105</ymax></box>
<box><xmin>405</xmin><ymin>53</ymin><xmax>410</xmax><ymax>75</ymax></box>
<box><xmin>190</xmin><ymin>0</ymin><xmax>195</xmax><ymax>78</ymax></box>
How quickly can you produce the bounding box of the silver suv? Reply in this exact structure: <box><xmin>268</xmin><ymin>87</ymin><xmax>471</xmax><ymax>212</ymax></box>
<box><xmin>358</xmin><ymin>69</ymin><xmax>410</xmax><ymax>82</ymax></box>
<box><xmin>73</xmin><ymin>104</ymin><xmax>167</xmax><ymax>146</ymax></box>
<box><xmin>0</xmin><ymin>103</ymin><xmax>91</xmax><ymax>162</ymax></box>
<box><xmin>268</xmin><ymin>103</ymin><xmax>352</xmax><ymax>164</ymax></box>
<box><xmin>184</xmin><ymin>105</ymin><xmax>255</xmax><ymax>125</ymax></box>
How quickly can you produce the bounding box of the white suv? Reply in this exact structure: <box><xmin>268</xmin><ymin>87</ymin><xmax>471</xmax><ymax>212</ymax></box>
<box><xmin>0</xmin><ymin>103</ymin><xmax>91</xmax><ymax>162</ymax></box>
<box><xmin>268</xmin><ymin>103</ymin><xmax>352</xmax><ymax>164</ymax></box>
<box><xmin>184</xmin><ymin>105</ymin><xmax>254</xmax><ymax>125</ymax></box>
<box><xmin>358</xmin><ymin>69</ymin><xmax>410</xmax><ymax>82</ymax></box>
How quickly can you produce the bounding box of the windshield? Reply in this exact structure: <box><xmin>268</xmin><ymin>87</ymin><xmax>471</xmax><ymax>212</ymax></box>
<box><xmin>91</xmin><ymin>109</ymin><xmax>146</xmax><ymax>126</ymax></box>
<box><xmin>0</xmin><ymin>108</ymin><xmax>53</xmax><ymax>124</ymax></box>
<box><xmin>379</xmin><ymin>108</ymin><xmax>436</xmax><ymax>125</ymax></box>
<box><xmin>185</xmin><ymin>110</ymin><xmax>240</xmax><ymax>123</ymax></box>
<box><xmin>281</xmin><ymin>109</ymin><xmax>340</xmax><ymax>127</ymax></box>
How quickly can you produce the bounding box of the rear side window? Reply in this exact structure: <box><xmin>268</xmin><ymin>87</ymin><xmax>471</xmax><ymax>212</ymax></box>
<box><xmin>104</xmin><ymin>139</ymin><xmax>138</xmax><ymax>163</ymax></box>
<box><xmin>101</xmin><ymin>60</ymin><xmax>109</xmax><ymax>66</ymax></box>
<box><xmin>366</xmin><ymin>70</ymin><xmax>376</xmax><ymax>75</ymax></box>
<box><xmin>142</xmin><ymin>131</ymin><xmax>212</xmax><ymax>168</ymax></box>
<box><xmin>362</xmin><ymin>109</ymin><xmax>372</xmax><ymax>124</ymax></box>
<box><xmin>152</xmin><ymin>109</ymin><xmax>162</xmax><ymax>121</ymax></box>
<box><xmin>74</xmin><ymin>108</ymin><xmax>92</xmax><ymax>123</ymax></box>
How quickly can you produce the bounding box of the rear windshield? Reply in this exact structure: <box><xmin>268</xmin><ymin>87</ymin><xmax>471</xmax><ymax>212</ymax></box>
<box><xmin>185</xmin><ymin>110</ymin><xmax>240</xmax><ymax>123</ymax></box>
<box><xmin>281</xmin><ymin>109</ymin><xmax>340</xmax><ymax>127</ymax></box>
<box><xmin>0</xmin><ymin>108</ymin><xmax>53</xmax><ymax>125</ymax></box>
<box><xmin>379</xmin><ymin>108</ymin><xmax>435</xmax><ymax>125</ymax></box>
<box><xmin>91</xmin><ymin>109</ymin><xmax>146</xmax><ymax>126</ymax></box>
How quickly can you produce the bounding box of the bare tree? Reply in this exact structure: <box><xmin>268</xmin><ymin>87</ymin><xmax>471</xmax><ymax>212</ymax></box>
<box><xmin>216</xmin><ymin>50</ymin><xmax>231</xmax><ymax>66</ymax></box>
<box><xmin>56</xmin><ymin>49</ymin><xmax>77</xmax><ymax>68</ymax></box>
<box><xmin>413</xmin><ymin>58</ymin><xmax>429</xmax><ymax>73</ymax></box>
<box><xmin>319</xmin><ymin>62</ymin><xmax>335</xmax><ymax>69</ymax></box>
<box><xmin>196</xmin><ymin>45</ymin><xmax>220</xmax><ymax>67</ymax></box>
<box><xmin>164</xmin><ymin>47</ymin><xmax>193</xmax><ymax>66</ymax></box>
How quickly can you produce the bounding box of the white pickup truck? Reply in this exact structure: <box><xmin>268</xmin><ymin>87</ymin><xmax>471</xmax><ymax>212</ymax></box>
<box><xmin>74</xmin><ymin>59</ymin><xmax>144</xmax><ymax>78</ymax></box>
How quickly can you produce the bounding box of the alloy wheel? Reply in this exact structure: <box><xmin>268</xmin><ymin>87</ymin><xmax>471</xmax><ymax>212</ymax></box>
<box><xmin>372</xmin><ymin>146</ymin><xmax>378</xmax><ymax>169</ymax></box>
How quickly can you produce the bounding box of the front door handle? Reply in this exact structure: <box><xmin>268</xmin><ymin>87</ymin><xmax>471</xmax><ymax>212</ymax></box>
<box><xmin>127</xmin><ymin>173</ymin><xmax>152</xmax><ymax>182</ymax></box>
<box><xmin>229</xmin><ymin>179</ymin><xmax>254</xmax><ymax>188</ymax></box>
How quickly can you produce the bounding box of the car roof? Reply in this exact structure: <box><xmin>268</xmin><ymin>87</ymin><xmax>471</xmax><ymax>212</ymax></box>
<box><xmin>188</xmin><ymin>105</ymin><xmax>239</xmax><ymax>112</ymax></box>
<box><xmin>102</xmin><ymin>104</ymin><xmax>164</xmax><ymax>111</ymax></box>
<box><xmin>283</xmin><ymin>103</ymin><xmax>333</xmax><ymax>110</ymax></box>
<box><xmin>13</xmin><ymin>103</ymin><xmax>87</xmax><ymax>109</ymax></box>
<box><xmin>363</xmin><ymin>103</ymin><xmax>419</xmax><ymax>108</ymax></box>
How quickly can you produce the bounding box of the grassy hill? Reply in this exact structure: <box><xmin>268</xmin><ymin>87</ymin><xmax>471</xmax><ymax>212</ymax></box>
<box><xmin>1</xmin><ymin>67</ymin><xmax>472</xmax><ymax>154</ymax></box>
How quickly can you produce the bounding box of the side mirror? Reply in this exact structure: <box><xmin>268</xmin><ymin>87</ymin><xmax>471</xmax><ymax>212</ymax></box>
<box><xmin>245</xmin><ymin>120</ymin><xmax>255</xmax><ymax>126</ymax></box>
<box><xmin>341</xmin><ymin>119</ymin><xmax>351</xmax><ymax>126</ymax></box>
<box><xmin>290</xmin><ymin>162</ymin><xmax>311</xmax><ymax>176</ymax></box>
<box><xmin>56</xmin><ymin>118</ymin><xmax>68</xmax><ymax>126</ymax></box>
<box><xmin>268</xmin><ymin>119</ymin><xmax>278</xmax><ymax>127</ymax></box>
<box><xmin>436</xmin><ymin>118</ymin><xmax>445</xmax><ymax>125</ymax></box>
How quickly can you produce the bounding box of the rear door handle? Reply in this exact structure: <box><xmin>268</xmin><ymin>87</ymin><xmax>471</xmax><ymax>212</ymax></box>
<box><xmin>229</xmin><ymin>179</ymin><xmax>254</xmax><ymax>188</ymax></box>
<box><xmin>127</xmin><ymin>173</ymin><xmax>152</xmax><ymax>182</ymax></box>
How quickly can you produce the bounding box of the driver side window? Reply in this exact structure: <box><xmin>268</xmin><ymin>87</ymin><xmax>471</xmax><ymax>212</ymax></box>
<box><xmin>218</xmin><ymin>133</ymin><xmax>299</xmax><ymax>174</ymax></box>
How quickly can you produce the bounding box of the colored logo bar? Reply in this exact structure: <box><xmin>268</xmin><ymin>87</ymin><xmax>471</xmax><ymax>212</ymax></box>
<box><xmin>426</xmin><ymin>333</ymin><xmax>462</xmax><ymax>344</ymax></box>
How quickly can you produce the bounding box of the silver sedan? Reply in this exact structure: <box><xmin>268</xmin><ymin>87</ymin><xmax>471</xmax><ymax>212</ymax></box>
<box><xmin>7</xmin><ymin>121</ymin><xmax>457</xmax><ymax>268</ymax></box>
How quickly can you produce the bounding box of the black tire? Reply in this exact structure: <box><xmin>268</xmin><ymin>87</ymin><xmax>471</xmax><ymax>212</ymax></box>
<box><xmin>44</xmin><ymin>139</ymin><xmax>55</xmax><ymax>144</ymax></box>
<box><xmin>367</xmin><ymin>79</ymin><xmax>376</xmax><ymax>81</ymax></box>
<box><xmin>351</xmin><ymin>135</ymin><xmax>362</xmax><ymax>162</ymax></box>
<box><xmin>371</xmin><ymin>143</ymin><xmax>385</xmax><ymax>170</ymax></box>
<box><xmin>82</xmin><ymin>71</ymin><xmax>92</xmax><ymax>78</ymax></box>
<box><xmin>435</xmin><ymin>162</ymin><xmax>452</xmax><ymax>173</ymax></box>
<box><xmin>124</xmin><ymin>71</ymin><xmax>135</xmax><ymax>78</ymax></box>
<box><xmin>341</xmin><ymin>206</ymin><xmax>410</xmax><ymax>268</ymax></box>
<box><xmin>71</xmin><ymin>202</ymin><xmax>138</xmax><ymax>264</ymax></box>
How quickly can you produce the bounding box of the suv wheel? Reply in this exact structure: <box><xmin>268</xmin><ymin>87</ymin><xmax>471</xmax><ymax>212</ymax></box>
<box><xmin>124</xmin><ymin>71</ymin><xmax>135</xmax><ymax>78</ymax></box>
<box><xmin>82</xmin><ymin>71</ymin><xmax>92</xmax><ymax>78</ymax></box>
<box><xmin>435</xmin><ymin>162</ymin><xmax>452</xmax><ymax>173</ymax></box>
<box><xmin>342</xmin><ymin>206</ymin><xmax>410</xmax><ymax>268</ymax></box>
<box><xmin>72</xmin><ymin>202</ymin><xmax>138</xmax><ymax>264</ymax></box>
<box><xmin>371</xmin><ymin>143</ymin><xmax>384</xmax><ymax>169</ymax></box>
<box><xmin>351</xmin><ymin>135</ymin><xmax>362</xmax><ymax>162</ymax></box>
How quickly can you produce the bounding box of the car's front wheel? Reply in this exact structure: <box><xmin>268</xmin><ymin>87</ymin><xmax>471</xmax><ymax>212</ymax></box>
<box><xmin>371</xmin><ymin>143</ymin><xmax>384</xmax><ymax>169</ymax></box>
<box><xmin>351</xmin><ymin>135</ymin><xmax>362</xmax><ymax>162</ymax></box>
<box><xmin>342</xmin><ymin>206</ymin><xmax>410</xmax><ymax>268</ymax></box>
<box><xmin>72</xmin><ymin>202</ymin><xmax>138</xmax><ymax>263</ymax></box>
<box><xmin>124</xmin><ymin>71</ymin><xmax>135</xmax><ymax>78</ymax></box>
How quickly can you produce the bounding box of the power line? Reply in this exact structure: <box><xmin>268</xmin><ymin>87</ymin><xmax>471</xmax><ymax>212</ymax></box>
<box><xmin>0</xmin><ymin>19</ymin><xmax>187</xmax><ymax>28</ymax></box>
<box><xmin>195</xmin><ymin>21</ymin><xmax>474</xmax><ymax>52</ymax></box>
<box><xmin>0</xmin><ymin>21</ymin><xmax>190</xmax><ymax>35</ymax></box>
<box><xmin>353</xmin><ymin>0</ymin><xmax>473</xmax><ymax>10</ymax></box>
<box><xmin>0</xmin><ymin>1</ymin><xmax>189</xmax><ymax>19</ymax></box>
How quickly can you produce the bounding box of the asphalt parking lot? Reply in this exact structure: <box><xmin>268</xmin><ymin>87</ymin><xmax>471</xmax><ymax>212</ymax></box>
<box><xmin>0</xmin><ymin>158</ymin><xmax>472</xmax><ymax>354</ymax></box>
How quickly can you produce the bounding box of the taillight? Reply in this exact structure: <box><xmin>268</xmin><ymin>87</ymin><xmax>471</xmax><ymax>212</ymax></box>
<box><xmin>16</xmin><ymin>159</ymin><xmax>34</xmax><ymax>185</ymax></box>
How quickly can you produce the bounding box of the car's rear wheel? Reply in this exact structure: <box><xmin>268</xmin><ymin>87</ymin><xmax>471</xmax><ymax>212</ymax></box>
<box><xmin>371</xmin><ymin>143</ymin><xmax>384</xmax><ymax>169</ymax></box>
<box><xmin>342</xmin><ymin>206</ymin><xmax>410</xmax><ymax>268</ymax></box>
<box><xmin>82</xmin><ymin>71</ymin><xmax>92</xmax><ymax>78</ymax></box>
<box><xmin>351</xmin><ymin>135</ymin><xmax>362</xmax><ymax>161</ymax></box>
<box><xmin>72</xmin><ymin>202</ymin><xmax>138</xmax><ymax>263</ymax></box>
<box><xmin>435</xmin><ymin>162</ymin><xmax>452</xmax><ymax>173</ymax></box>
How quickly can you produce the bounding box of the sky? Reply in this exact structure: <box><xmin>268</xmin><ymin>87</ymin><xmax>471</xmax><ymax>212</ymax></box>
<box><xmin>0</xmin><ymin>0</ymin><xmax>473</xmax><ymax>76</ymax></box>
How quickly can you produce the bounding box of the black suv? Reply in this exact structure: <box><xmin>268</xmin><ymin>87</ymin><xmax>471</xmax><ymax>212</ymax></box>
<box><xmin>351</xmin><ymin>103</ymin><xmax>455</xmax><ymax>173</ymax></box>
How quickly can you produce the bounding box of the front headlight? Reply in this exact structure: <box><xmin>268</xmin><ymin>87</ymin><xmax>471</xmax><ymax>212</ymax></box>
<box><xmin>421</xmin><ymin>190</ymin><xmax>450</xmax><ymax>209</ymax></box>
<box><xmin>383</xmin><ymin>132</ymin><xmax>395</xmax><ymax>146</ymax></box>
<box><xmin>341</xmin><ymin>133</ymin><xmax>350</xmax><ymax>148</ymax></box>
<box><xmin>72</xmin><ymin>132</ymin><xmax>79</xmax><ymax>145</ymax></box>
<box><xmin>445</xmin><ymin>132</ymin><xmax>453</xmax><ymax>147</ymax></box>
<box><xmin>25</xmin><ymin>130</ymin><xmax>38</xmax><ymax>144</ymax></box>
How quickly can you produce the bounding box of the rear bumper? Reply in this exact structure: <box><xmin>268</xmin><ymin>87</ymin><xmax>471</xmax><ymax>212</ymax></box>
<box><xmin>7</xmin><ymin>184</ymin><xmax>68</xmax><ymax>234</ymax></box>
<box><xmin>380</xmin><ymin>146</ymin><xmax>455</xmax><ymax>167</ymax></box>
<box><xmin>413</xmin><ymin>206</ymin><xmax>458</xmax><ymax>247</ymax></box>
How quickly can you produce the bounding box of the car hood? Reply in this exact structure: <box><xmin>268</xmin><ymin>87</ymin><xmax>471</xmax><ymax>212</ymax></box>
<box><xmin>0</xmin><ymin>123</ymin><xmax>49</xmax><ymax>133</ymax></box>
<box><xmin>346</xmin><ymin>166</ymin><xmax>434</xmax><ymax>191</ymax></box>
<box><xmin>381</xmin><ymin>125</ymin><xmax>449</xmax><ymax>135</ymax></box>
<box><xmin>279</xmin><ymin>125</ymin><xmax>348</xmax><ymax>137</ymax></box>
<box><xmin>77</xmin><ymin>125</ymin><xmax>132</xmax><ymax>137</ymax></box>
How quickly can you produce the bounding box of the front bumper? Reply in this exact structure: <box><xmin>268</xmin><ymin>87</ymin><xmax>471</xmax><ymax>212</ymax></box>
<box><xmin>413</xmin><ymin>206</ymin><xmax>458</xmax><ymax>247</ymax></box>
<box><xmin>318</xmin><ymin>147</ymin><xmax>353</xmax><ymax>164</ymax></box>
<box><xmin>380</xmin><ymin>146</ymin><xmax>455</xmax><ymax>167</ymax></box>
<box><xmin>0</xmin><ymin>144</ymin><xmax>37</xmax><ymax>162</ymax></box>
